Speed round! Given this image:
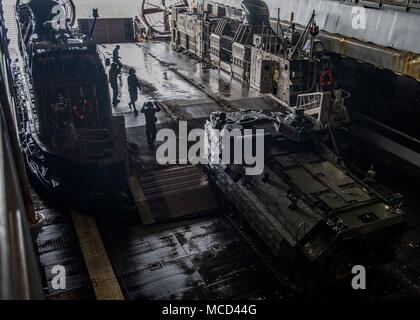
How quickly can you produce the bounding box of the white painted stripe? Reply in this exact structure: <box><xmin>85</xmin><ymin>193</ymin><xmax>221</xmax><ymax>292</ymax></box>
<box><xmin>72</xmin><ymin>212</ymin><xmax>124</xmax><ymax>300</ymax></box>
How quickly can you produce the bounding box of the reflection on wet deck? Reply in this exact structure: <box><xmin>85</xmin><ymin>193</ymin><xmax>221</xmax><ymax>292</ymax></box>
<box><xmin>29</xmin><ymin>41</ymin><xmax>420</xmax><ymax>300</ymax></box>
<box><xmin>97</xmin><ymin>216</ymin><xmax>280</xmax><ymax>300</ymax></box>
<box><xmin>101</xmin><ymin>42</ymin><xmax>272</xmax><ymax>128</ymax></box>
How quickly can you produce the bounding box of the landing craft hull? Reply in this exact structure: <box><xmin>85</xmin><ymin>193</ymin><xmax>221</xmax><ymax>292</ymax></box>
<box><xmin>13</xmin><ymin>0</ymin><xmax>130</xmax><ymax>212</ymax></box>
<box><xmin>24</xmin><ymin>140</ymin><xmax>128</xmax><ymax>209</ymax></box>
<box><xmin>15</xmin><ymin>78</ymin><xmax>130</xmax><ymax>211</ymax></box>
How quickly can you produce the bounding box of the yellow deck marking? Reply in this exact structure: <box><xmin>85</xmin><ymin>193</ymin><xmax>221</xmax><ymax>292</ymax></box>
<box><xmin>71</xmin><ymin>212</ymin><xmax>124</xmax><ymax>300</ymax></box>
<box><xmin>128</xmin><ymin>176</ymin><xmax>155</xmax><ymax>225</ymax></box>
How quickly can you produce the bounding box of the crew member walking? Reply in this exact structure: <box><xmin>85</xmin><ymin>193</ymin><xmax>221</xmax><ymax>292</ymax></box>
<box><xmin>109</xmin><ymin>63</ymin><xmax>119</xmax><ymax>106</ymax></box>
<box><xmin>113</xmin><ymin>45</ymin><xmax>122</xmax><ymax>73</ymax></box>
<box><xmin>141</xmin><ymin>101</ymin><xmax>161</xmax><ymax>151</ymax></box>
<box><xmin>127</xmin><ymin>68</ymin><xmax>141</xmax><ymax>112</ymax></box>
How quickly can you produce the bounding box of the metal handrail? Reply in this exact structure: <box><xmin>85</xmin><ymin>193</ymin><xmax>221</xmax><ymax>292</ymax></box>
<box><xmin>296</xmin><ymin>92</ymin><xmax>323</xmax><ymax>110</ymax></box>
<box><xmin>0</xmin><ymin>107</ymin><xmax>44</xmax><ymax>300</ymax></box>
<box><xmin>1</xmin><ymin>1</ymin><xmax>44</xmax><ymax>299</ymax></box>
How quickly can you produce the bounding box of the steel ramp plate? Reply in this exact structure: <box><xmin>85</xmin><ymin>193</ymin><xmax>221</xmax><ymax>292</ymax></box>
<box><xmin>129</xmin><ymin>165</ymin><xmax>218</xmax><ymax>225</ymax></box>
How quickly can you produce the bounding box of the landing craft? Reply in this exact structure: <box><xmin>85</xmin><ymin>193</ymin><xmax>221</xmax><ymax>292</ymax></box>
<box><xmin>14</xmin><ymin>0</ymin><xmax>129</xmax><ymax>209</ymax></box>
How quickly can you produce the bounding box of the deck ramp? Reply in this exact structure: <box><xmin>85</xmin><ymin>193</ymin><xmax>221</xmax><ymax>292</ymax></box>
<box><xmin>129</xmin><ymin>165</ymin><xmax>218</xmax><ymax>225</ymax></box>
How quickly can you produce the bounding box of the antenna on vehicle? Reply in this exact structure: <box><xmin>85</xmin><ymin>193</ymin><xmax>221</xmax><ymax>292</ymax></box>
<box><xmin>89</xmin><ymin>8</ymin><xmax>99</xmax><ymax>40</ymax></box>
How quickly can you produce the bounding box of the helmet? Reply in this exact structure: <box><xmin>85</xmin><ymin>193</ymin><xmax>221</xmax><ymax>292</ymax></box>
<box><xmin>129</xmin><ymin>68</ymin><xmax>136</xmax><ymax>74</ymax></box>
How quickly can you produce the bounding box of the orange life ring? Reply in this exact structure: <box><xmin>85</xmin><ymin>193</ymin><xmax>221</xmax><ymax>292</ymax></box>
<box><xmin>72</xmin><ymin>98</ymin><xmax>94</xmax><ymax>120</ymax></box>
<box><xmin>320</xmin><ymin>70</ymin><xmax>333</xmax><ymax>87</ymax></box>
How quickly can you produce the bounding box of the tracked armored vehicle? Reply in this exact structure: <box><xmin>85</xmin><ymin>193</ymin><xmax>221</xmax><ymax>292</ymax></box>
<box><xmin>205</xmin><ymin>103</ymin><xmax>406</xmax><ymax>280</ymax></box>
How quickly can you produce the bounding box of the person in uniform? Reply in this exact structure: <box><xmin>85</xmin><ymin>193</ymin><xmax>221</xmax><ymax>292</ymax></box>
<box><xmin>109</xmin><ymin>63</ymin><xmax>119</xmax><ymax>106</ymax></box>
<box><xmin>211</xmin><ymin>111</ymin><xmax>227</xmax><ymax>129</ymax></box>
<box><xmin>112</xmin><ymin>45</ymin><xmax>122</xmax><ymax>73</ymax></box>
<box><xmin>141</xmin><ymin>101</ymin><xmax>161</xmax><ymax>151</ymax></box>
<box><xmin>127</xmin><ymin>69</ymin><xmax>141</xmax><ymax>112</ymax></box>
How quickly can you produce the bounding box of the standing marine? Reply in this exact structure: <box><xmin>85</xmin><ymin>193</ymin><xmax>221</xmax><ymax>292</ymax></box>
<box><xmin>127</xmin><ymin>68</ymin><xmax>141</xmax><ymax>112</ymax></box>
<box><xmin>141</xmin><ymin>101</ymin><xmax>161</xmax><ymax>151</ymax></box>
<box><xmin>109</xmin><ymin>63</ymin><xmax>119</xmax><ymax>106</ymax></box>
<box><xmin>112</xmin><ymin>45</ymin><xmax>122</xmax><ymax>73</ymax></box>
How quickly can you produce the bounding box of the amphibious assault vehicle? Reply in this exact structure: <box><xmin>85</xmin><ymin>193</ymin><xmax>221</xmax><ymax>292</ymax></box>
<box><xmin>205</xmin><ymin>103</ymin><xmax>406</xmax><ymax>279</ymax></box>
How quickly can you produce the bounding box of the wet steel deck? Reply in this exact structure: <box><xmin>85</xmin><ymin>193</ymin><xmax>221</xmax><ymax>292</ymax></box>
<box><xmin>23</xmin><ymin>41</ymin><xmax>420</xmax><ymax>300</ymax></box>
<box><xmin>31</xmin><ymin>41</ymin><xmax>283</xmax><ymax>300</ymax></box>
<box><xmin>2</xmin><ymin>0</ymin><xmax>419</xmax><ymax>301</ymax></box>
<box><xmin>100</xmin><ymin>42</ymin><xmax>274</xmax><ymax>127</ymax></box>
